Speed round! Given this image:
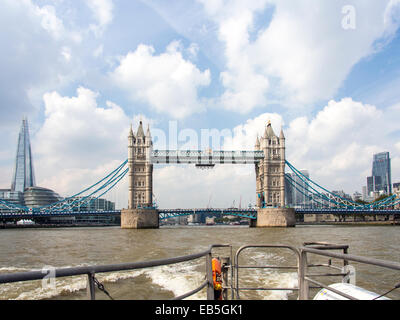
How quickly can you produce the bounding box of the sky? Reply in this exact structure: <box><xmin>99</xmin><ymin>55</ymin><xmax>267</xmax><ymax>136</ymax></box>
<box><xmin>0</xmin><ymin>0</ymin><xmax>400</xmax><ymax>209</ymax></box>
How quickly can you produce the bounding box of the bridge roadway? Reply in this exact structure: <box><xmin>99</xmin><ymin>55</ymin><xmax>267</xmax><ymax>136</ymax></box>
<box><xmin>1</xmin><ymin>208</ymin><xmax>400</xmax><ymax>221</ymax></box>
<box><xmin>151</xmin><ymin>150</ymin><xmax>265</xmax><ymax>164</ymax></box>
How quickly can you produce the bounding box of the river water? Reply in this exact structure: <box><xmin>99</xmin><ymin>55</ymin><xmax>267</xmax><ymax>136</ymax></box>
<box><xmin>0</xmin><ymin>225</ymin><xmax>399</xmax><ymax>300</ymax></box>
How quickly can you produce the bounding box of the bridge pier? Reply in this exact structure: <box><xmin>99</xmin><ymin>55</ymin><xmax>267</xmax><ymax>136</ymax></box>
<box><xmin>121</xmin><ymin>208</ymin><xmax>159</xmax><ymax>229</ymax></box>
<box><xmin>253</xmin><ymin>208</ymin><xmax>296</xmax><ymax>228</ymax></box>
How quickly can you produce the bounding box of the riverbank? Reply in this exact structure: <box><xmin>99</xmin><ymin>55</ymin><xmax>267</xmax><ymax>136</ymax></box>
<box><xmin>298</xmin><ymin>221</ymin><xmax>400</xmax><ymax>226</ymax></box>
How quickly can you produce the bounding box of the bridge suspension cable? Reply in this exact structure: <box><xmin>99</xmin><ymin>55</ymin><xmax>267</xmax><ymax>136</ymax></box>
<box><xmin>285</xmin><ymin>160</ymin><xmax>398</xmax><ymax>210</ymax></box>
<box><xmin>40</xmin><ymin>160</ymin><xmax>128</xmax><ymax>213</ymax></box>
<box><xmin>0</xmin><ymin>160</ymin><xmax>128</xmax><ymax>214</ymax></box>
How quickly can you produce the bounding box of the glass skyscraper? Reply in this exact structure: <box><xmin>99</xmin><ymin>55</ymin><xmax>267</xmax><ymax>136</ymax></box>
<box><xmin>11</xmin><ymin>118</ymin><xmax>36</xmax><ymax>193</ymax></box>
<box><xmin>367</xmin><ymin>152</ymin><xmax>392</xmax><ymax>195</ymax></box>
<box><xmin>285</xmin><ymin>170</ymin><xmax>310</xmax><ymax>208</ymax></box>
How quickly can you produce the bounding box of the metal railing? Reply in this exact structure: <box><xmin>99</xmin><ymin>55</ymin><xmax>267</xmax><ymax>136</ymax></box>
<box><xmin>298</xmin><ymin>243</ymin><xmax>400</xmax><ymax>300</ymax></box>
<box><xmin>0</xmin><ymin>244</ymin><xmax>231</xmax><ymax>300</ymax></box>
<box><xmin>232</xmin><ymin>242</ymin><xmax>400</xmax><ymax>300</ymax></box>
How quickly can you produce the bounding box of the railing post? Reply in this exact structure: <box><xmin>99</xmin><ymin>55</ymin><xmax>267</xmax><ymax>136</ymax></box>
<box><xmin>298</xmin><ymin>250</ymin><xmax>309</xmax><ymax>300</ymax></box>
<box><xmin>206</xmin><ymin>252</ymin><xmax>215</xmax><ymax>300</ymax></box>
<box><xmin>221</xmin><ymin>257</ymin><xmax>230</xmax><ymax>300</ymax></box>
<box><xmin>87</xmin><ymin>273</ymin><xmax>96</xmax><ymax>300</ymax></box>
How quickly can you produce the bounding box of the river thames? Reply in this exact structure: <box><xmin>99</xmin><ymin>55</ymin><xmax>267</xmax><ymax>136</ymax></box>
<box><xmin>0</xmin><ymin>225</ymin><xmax>399</xmax><ymax>300</ymax></box>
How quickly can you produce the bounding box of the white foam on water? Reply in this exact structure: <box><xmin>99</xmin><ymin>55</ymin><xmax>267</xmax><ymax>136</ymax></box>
<box><xmin>97</xmin><ymin>269</ymin><xmax>144</xmax><ymax>283</ymax></box>
<box><xmin>14</xmin><ymin>276</ymin><xmax>87</xmax><ymax>300</ymax></box>
<box><xmin>237</xmin><ymin>250</ymin><xmax>299</xmax><ymax>300</ymax></box>
<box><xmin>0</xmin><ymin>266</ymin><xmax>48</xmax><ymax>273</ymax></box>
<box><xmin>2</xmin><ymin>250</ymin><xmax>299</xmax><ymax>300</ymax></box>
<box><xmin>2</xmin><ymin>263</ymin><xmax>146</xmax><ymax>300</ymax></box>
<box><xmin>259</xmin><ymin>271</ymin><xmax>298</xmax><ymax>300</ymax></box>
<box><xmin>144</xmin><ymin>261</ymin><xmax>206</xmax><ymax>300</ymax></box>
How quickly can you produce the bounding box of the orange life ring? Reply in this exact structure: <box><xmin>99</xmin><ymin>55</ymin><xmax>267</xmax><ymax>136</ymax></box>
<box><xmin>212</xmin><ymin>258</ymin><xmax>223</xmax><ymax>300</ymax></box>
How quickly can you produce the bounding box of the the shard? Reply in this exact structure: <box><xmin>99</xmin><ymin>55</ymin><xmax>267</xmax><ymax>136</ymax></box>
<box><xmin>11</xmin><ymin>118</ymin><xmax>36</xmax><ymax>193</ymax></box>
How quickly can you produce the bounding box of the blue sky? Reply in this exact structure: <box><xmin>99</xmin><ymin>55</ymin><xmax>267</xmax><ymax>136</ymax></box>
<box><xmin>1</xmin><ymin>0</ymin><xmax>400</xmax><ymax>208</ymax></box>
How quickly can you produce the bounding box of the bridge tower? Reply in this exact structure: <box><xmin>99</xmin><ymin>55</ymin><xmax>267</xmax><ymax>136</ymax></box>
<box><xmin>253</xmin><ymin>121</ymin><xmax>295</xmax><ymax>227</ymax></box>
<box><xmin>255</xmin><ymin>121</ymin><xmax>285</xmax><ymax>207</ymax></box>
<box><xmin>128</xmin><ymin>121</ymin><xmax>153</xmax><ymax>209</ymax></box>
<box><xmin>122</xmin><ymin>121</ymin><xmax>158</xmax><ymax>229</ymax></box>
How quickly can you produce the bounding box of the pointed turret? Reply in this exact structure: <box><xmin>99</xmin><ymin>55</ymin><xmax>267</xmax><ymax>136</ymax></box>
<box><xmin>129</xmin><ymin>124</ymin><xmax>134</xmax><ymax>138</ymax></box>
<box><xmin>265</xmin><ymin>121</ymin><xmax>276</xmax><ymax>138</ymax></box>
<box><xmin>146</xmin><ymin>124</ymin><xmax>151</xmax><ymax>139</ymax></box>
<box><xmin>146</xmin><ymin>124</ymin><xmax>152</xmax><ymax>146</ymax></box>
<box><xmin>255</xmin><ymin>135</ymin><xmax>260</xmax><ymax>150</ymax></box>
<box><xmin>279</xmin><ymin>127</ymin><xmax>285</xmax><ymax>140</ymax></box>
<box><xmin>137</xmin><ymin>120</ymin><xmax>145</xmax><ymax>137</ymax></box>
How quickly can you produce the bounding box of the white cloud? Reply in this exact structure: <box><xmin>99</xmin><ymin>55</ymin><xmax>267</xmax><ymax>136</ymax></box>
<box><xmin>199</xmin><ymin>0</ymin><xmax>400</xmax><ymax>112</ymax></box>
<box><xmin>200</xmin><ymin>0</ymin><xmax>270</xmax><ymax>113</ymax></box>
<box><xmin>110</xmin><ymin>41</ymin><xmax>211</xmax><ymax>119</ymax></box>
<box><xmin>86</xmin><ymin>0</ymin><xmax>114</xmax><ymax>37</ymax></box>
<box><xmin>61</xmin><ymin>46</ymin><xmax>72</xmax><ymax>62</ymax></box>
<box><xmin>36</xmin><ymin>87</ymin><xmax>128</xmax><ymax>166</ymax></box>
<box><xmin>251</xmin><ymin>0</ymin><xmax>397</xmax><ymax>105</ymax></box>
<box><xmin>34</xmin><ymin>4</ymin><xmax>65</xmax><ymax>40</ymax></box>
<box><xmin>384</xmin><ymin>0</ymin><xmax>400</xmax><ymax>37</ymax></box>
<box><xmin>223</xmin><ymin>112</ymin><xmax>282</xmax><ymax>150</ymax></box>
<box><xmin>93</xmin><ymin>44</ymin><xmax>104</xmax><ymax>58</ymax></box>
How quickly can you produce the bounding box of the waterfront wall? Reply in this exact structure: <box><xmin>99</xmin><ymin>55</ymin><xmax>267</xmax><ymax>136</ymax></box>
<box><xmin>303</xmin><ymin>213</ymin><xmax>399</xmax><ymax>224</ymax></box>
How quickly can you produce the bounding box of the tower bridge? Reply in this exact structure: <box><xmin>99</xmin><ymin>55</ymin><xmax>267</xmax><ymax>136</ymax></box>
<box><xmin>121</xmin><ymin>120</ymin><xmax>295</xmax><ymax>229</ymax></box>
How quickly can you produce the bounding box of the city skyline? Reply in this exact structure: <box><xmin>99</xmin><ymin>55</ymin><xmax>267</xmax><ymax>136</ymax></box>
<box><xmin>0</xmin><ymin>1</ymin><xmax>400</xmax><ymax>208</ymax></box>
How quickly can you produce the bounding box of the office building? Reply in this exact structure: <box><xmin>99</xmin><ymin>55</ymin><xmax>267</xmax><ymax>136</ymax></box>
<box><xmin>367</xmin><ymin>152</ymin><xmax>392</xmax><ymax>195</ymax></box>
<box><xmin>23</xmin><ymin>187</ymin><xmax>63</xmax><ymax>208</ymax></box>
<box><xmin>285</xmin><ymin>170</ymin><xmax>310</xmax><ymax>208</ymax></box>
<box><xmin>71</xmin><ymin>197</ymin><xmax>115</xmax><ymax>212</ymax></box>
<box><xmin>11</xmin><ymin>118</ymin><xmax>36</xmax><ymax>193</ymax></box>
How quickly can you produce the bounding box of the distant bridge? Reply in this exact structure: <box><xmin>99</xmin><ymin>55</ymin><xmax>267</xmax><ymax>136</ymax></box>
<box><xmin>1</xmin><ymin>208</ymin><xmax>400</xmax><ymax>222</ymax></box>
<box><xmin>158</xmin><ymin>208</ymin><xmax>257</xmax><ymax>220</ymax></box>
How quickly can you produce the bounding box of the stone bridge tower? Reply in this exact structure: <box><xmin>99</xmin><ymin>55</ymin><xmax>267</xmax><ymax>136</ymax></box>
<box><xmin>253</xmin><ymin>121</ymin><xmax>295</xmax><ymax>227</ymax></box>
<box><xmin>255</xmin><ymin>121</ymin><xmax>286</xmax><ymax>208</ymax></box>
<box><xmin>128</xmin><ymin>121</ymin><xmax>153</xmax><ymax>209</ymax></box>
<box><xmin>122</xmin><ymin>121</ymin><xmax>158</xmax><ymax>229</ymax></box>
